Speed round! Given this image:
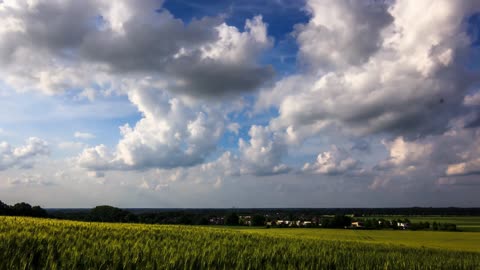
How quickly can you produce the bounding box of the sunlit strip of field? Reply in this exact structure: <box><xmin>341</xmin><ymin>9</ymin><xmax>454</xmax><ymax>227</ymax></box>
<box><xmin>228</xmin><ymin>227</ymin><xmax>480</xmax><ymax>252</ymax></box>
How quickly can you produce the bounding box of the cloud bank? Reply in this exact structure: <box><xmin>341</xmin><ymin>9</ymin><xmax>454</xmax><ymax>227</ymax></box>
<box><xmin>0</xmin><ymin>0</ymin><xmax>479</xmax><ymax>206</ymax></box>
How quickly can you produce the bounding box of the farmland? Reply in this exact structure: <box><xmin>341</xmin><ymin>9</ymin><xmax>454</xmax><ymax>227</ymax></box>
<box><xmin>400</xmin><ymin>216</ymin><xmax>480</xmax><ymax>232</ymax></box>
<box><xmin>1</xmin><ymin>216</ymin><xmax>479</xmax><ymax>269</ymax></box>
<box><xmin>229</xmin><ymin>227</ymin><xmax>480</xmax><ymax>252</ymax></box>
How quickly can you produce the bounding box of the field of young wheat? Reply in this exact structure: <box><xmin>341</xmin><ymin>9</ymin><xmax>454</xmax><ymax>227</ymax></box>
<box><xmin>0</xmin><ymin>216</ymin><xmax>479</xmax><ymax>269</ymax></box>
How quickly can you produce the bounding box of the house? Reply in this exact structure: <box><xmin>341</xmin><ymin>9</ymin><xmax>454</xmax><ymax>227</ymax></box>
<box><xmin>239</xmin><ymin>215</ymin><xmax>252</xmax><ymax>226</ymax></box>
<box><xmin>351</xmin><ymin>221</ymin><xmax>364</xmax><ymax>228</ymax></box>
<box><xmin>208</xmin><ymin>217</ymin><xmax>224</xmax><ymax>225</ymax></box>
<box><xmin>276</xmin><ymin>220</ymin><xmax>292</xmax><ymax>226</ymax></box>
<box><xmin>397</xmin><ymin>222</ymin><xmax>410</xmax><ymax>229</ymax></box>
<box><xmin>303</xmin><ymin>221</ymin><xmax>312</xmax><ymax>227</ymax></box>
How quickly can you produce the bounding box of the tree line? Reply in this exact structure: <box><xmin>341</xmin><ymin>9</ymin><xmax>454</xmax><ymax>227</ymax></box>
<box><xmin>0</xmin><ymin>200</ymin><xmax>48</xmax><ymax>217</ymax></box>
<box><xmin>0</xmin><ymin>201</ymin><xmax>468</xmax><ymax>231</ymax></box>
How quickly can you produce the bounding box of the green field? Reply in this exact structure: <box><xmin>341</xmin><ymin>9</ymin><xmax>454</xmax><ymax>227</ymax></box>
<box><xmin>362</xmin><ymin>216</ymin><xmax>480</xmax><ymax>232</ymax></box>
<box><xmin>227</xmin><ymin>227</ymin><xmax>480</xmax><ymax>252</ymax></box>
<box><xmin>0</xmin><ymin>216</ymin><xmax>479</xmax><ymax>269</ymax></box>
<box><xmin>406</xmin><ymin>216</ymin><xmax>480</xmax><ymax>232</ymax></box>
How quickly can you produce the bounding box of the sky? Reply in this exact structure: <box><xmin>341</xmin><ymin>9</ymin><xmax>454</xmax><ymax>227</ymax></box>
<box><xmin>0</xmin><ymin>0</ymin><xmax>480</xmax><ymax>208</ymax></box>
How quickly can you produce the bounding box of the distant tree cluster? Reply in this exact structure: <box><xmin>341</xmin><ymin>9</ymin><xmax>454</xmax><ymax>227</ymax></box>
<box><xmin>88</xmin><ymin>206</ymin><xmax>138</xmax><ymax>223</ymax></box>
<box><xmin>0</xmin><ymin>200</ymin><xmax>47</xmax><ymax>217</ymax></box>
<box><xmin>321</xmin><ymin>215</ymin><xmax>353</xmax><ymax>228</ymax></box>
<box><xmin>432</xmin><ymin>222</ymin><xmax>457</xmax><ymax>231</ymax></box>
<box><xmin>1</xmin><ymin>202</ymin><xmax>466</xmax><ymax>232</ymax></box>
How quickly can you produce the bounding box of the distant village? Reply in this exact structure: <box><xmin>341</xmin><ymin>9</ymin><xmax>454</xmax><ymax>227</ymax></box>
<box><xmin>210</xmin><ymin>214</ymin><xmax>457</xmax><ymax>231</ymax></box>
<box><xmin>41</xmin><ymin>205</ymin><xmax>465</xmax><ymax>231</ymax></box>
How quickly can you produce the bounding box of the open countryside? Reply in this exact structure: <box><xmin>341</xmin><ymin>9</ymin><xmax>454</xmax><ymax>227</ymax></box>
<box><xmin>2</xmin><ymin>0</ymin><xmax>480</xmax><ymax>269</ymax></box>
<box><xmin>228</xmin><ymin>226</ymin><xmax>480</xmax><ymax>252</ymax></box>
<box><xmin>1</xmin><ymin>216</ymin><xmax>479</xmax><ymax>269</ymax></box>
<box><xmin>397</xmin><ymin>216</ymin><xmax>480</xmax><ymax>232</ymax></box>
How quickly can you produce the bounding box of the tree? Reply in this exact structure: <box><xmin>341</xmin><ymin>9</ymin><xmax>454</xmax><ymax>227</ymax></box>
<box><xmin>331</xmin><ymin>215</ymin><xmax>352</xmax><ymax>228</ymax></box>
<box><xmin>0</xmin><ymin>200</ymin><xmax>10</xmax><ymax>215</ymax></box>
<box><xmin>31</xmin><ymin>206</ymin><xmax>48</xmax><ymax>217</ymax></box>
<box><xmin>196</xmin><ymin>217</ymin><xmax>209</xmax><ymax>225</ymax></box>
<box><xmin>12</xmin><ymin>202</ymin><xmax>33</xmax><ymax>216</ymax></box>
<box><xmin>225</xmin><ymin>212</ymin><xmax>239</xmax><ymax>226</ymax></box>
<box><xmin>252</xmin><ymin>215</ymin><xmax>266</xmax><ymax>226</ymax></box>
<box><xmin>179</xmin><ymin>214</ymin><xmax>193</xmax><ymax>225</ymax></box>
<box><xmin>89</xmin><ymin>205</ymin><xmax>134</xmax><ymax>223</ymax></box>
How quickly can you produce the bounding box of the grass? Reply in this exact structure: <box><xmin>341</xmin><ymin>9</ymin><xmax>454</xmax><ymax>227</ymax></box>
<box><xmin>367</xmin><ymin>216</ymin><xmax>480</xmax><ymax>232</ymax></box>
<box><xmin>226</xmin><ymin>227</ymin><xmax>480</xmax><ymax>252</ymax></box>
<box><xmin>0</xmin><ymin>216</ymin><xmax>479</xmax><ymax>269</ymax></box>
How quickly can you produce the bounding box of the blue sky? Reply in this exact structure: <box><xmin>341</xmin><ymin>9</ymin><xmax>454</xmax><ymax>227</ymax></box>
<box><xmin>0</xmin><ymin>0</ymin><xmax>479</xmax><ymax>207</ymax></box>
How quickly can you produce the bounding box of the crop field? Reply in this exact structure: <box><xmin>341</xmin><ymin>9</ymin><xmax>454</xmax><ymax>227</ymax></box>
<box><xmin>406</xmin><ymin>216</ymin><xmax>480</xmax><ymax>232</ymax></box>
<box><xmin>0</xmin><ymin>216</ymin><xmax>479</xmax><ymax>269</ymax></box>
<box><xmin>366</xmin><ymin>216</ymin><xmax>480</xmax><ymax>232</ymax></box>
<box><xmin>230</xmin><ymin>227</ymin><xmax>480</xmax><ymax>252</ymax></box>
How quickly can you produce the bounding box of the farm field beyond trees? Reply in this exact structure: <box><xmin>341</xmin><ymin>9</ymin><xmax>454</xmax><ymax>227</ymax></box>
<box><xmin>1</xmin><ymin>216</ymin><xmax>479</xmax><ymax>269</ymax></box>
<box><xmin>398</xmin><ymin>216</ymin><xmax>480</xmax><ymax>232</ymax></box>
<box><xmin>354</xmin><ymin>216</ymin><xmax>480</xmax><ymax>232</ymax></box>
<box><xmin>228</xmin><ymin>227</ymin><xmax>480</xmax><ymax>252</ymax></box>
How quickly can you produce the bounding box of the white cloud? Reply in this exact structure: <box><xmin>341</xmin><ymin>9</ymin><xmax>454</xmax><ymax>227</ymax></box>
<box><xmin>464</xmin><ymin>92</ymin><xmax>480</xmax><ymax>107</ymax></box>
<box><xmin>77</xmin><ymin>86</ymin><xmax>225</xmax><ymax>172</ymax></box>
<box><xmin>238</xmin><ymin>125</ymin><xmax>290</xmax><ymax>176</ymax></box>
<box><xmin>76</xmin><ymin>144</ymin><xmax>115</xmax><ymax>172</ymax></box>
<box><xmin>74</xmin><ymin>132</ymin><xmax>95</xmax><ymax>140</ymax></box>
<box><xmin>296</xmin><ymin>0</ymin><xmax>393</xmax><ymax>70</ymax></box>
<box><xmin>227</xmin><ymin>122</ymin><xmax>241</xmax><ymax>135</ymax></box>
<box><xmin>1</xmin><ymin>0</ymin><xmax>480</xmax><ymax>207</ymax></box>
<box><xmin>302</xmin><ymin>145</ymin><xmax>361</xmax><ymax>175</ymax></box>
<box><xmin>259</xmin><ymin>0</ymin><xmax>480</xmax><ymax>140</ymax></box>
<box><xmin>378</xmin><ymin>137</ymin><xmax>433</xmax><ymax>170</ymax></box>
<box><xmin>0</xmin><ymin>1</ymin><xmax>272</xmax><ymax>98</ymax></box>
<box><xmin>0</xmin><ymin>137</ymin><xmax>49</xmax><ymax>171</ymax></box>
<box><xmin>446</xmin><ymin>159</ymin><xmax>480</xmax><ymax>176</ymax></box>
<box><xmin>77</xmin><ymin>88</ymin><xmax>97</xmax><ymax>101</ymax></box>
<box><xmin>443</xmin><ymin>128</ymin><xmax>480</xmax><ymax>176</ymax></box>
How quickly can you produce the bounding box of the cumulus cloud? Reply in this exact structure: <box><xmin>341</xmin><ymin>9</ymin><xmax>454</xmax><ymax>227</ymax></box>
<box><xmin>367</xmin><ymin>123</ymin><xmax>480</xmax><ymax>190</ymax></box>
<box><xmin>1</xmin><ymin>0</ymin><xmax>277</xmax><ymax>177</ymax></box>
<box><xmin>302</xmin><ymin>146</ymin><xmax>361</xmax><ymax>175</ymax></box>
<box><xmin>0</xmin><ymin>0</ymin><xmax>273</xmax><ymax>98</ymax></box>
<box><xmin>296</xmin><ymin>0</ymin><xmax>393</xmax><ymax>69</ymax></box>
<box><xmin>376</xmin><ymin>137</ymin><xmax>433</xmax><ymax>172</ymax></box>
<box><xmin>76</xmin><ymin>144</ymin><xmax>115</xmax><ymax>172</ymax></box>
<box><xmin>227</xmin><ymin>123</ymin><xmax>241</xmax><ymax>135</ymax></box>
<box><xmin>0</xmin><ymin>137</ymin><xmax>49</xmax><ymax>171</ymax></box>
<box><xmin>181</xmin><ymin>125</ymin><xmax>291</xmax><ymax>179</ymax></box>
<box><xmin>238</xmin><ymin>125</ymin><xmax>290</xmax><ymax>176</ymax></box>
<box><xmin>464</xmin><ymin>91</ymin><xmax>480</xmax><ymax>106</ymax></box>
<box><xmin>77</xmin><ymin>86</ymin><xmax>224</xmax><ymax>172</ymax></box>
<box><xmin>442</xmin><ymin>128</ymin><xmax>480</xmax><ymax>176</ymax></box>
<box><xmin>446</xmin><ymin>159</ymin><xmax>480</xmax><ymax>176</ymax></box>
<box><xmin>2</xmin><ymin>0</ymin><xmax>480</xmax><ymax>206</ymax></box>
<box><xmin>259</xmin><ymin>0</ymin><xmax>480</xmax><ymax>140</ymax></box>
